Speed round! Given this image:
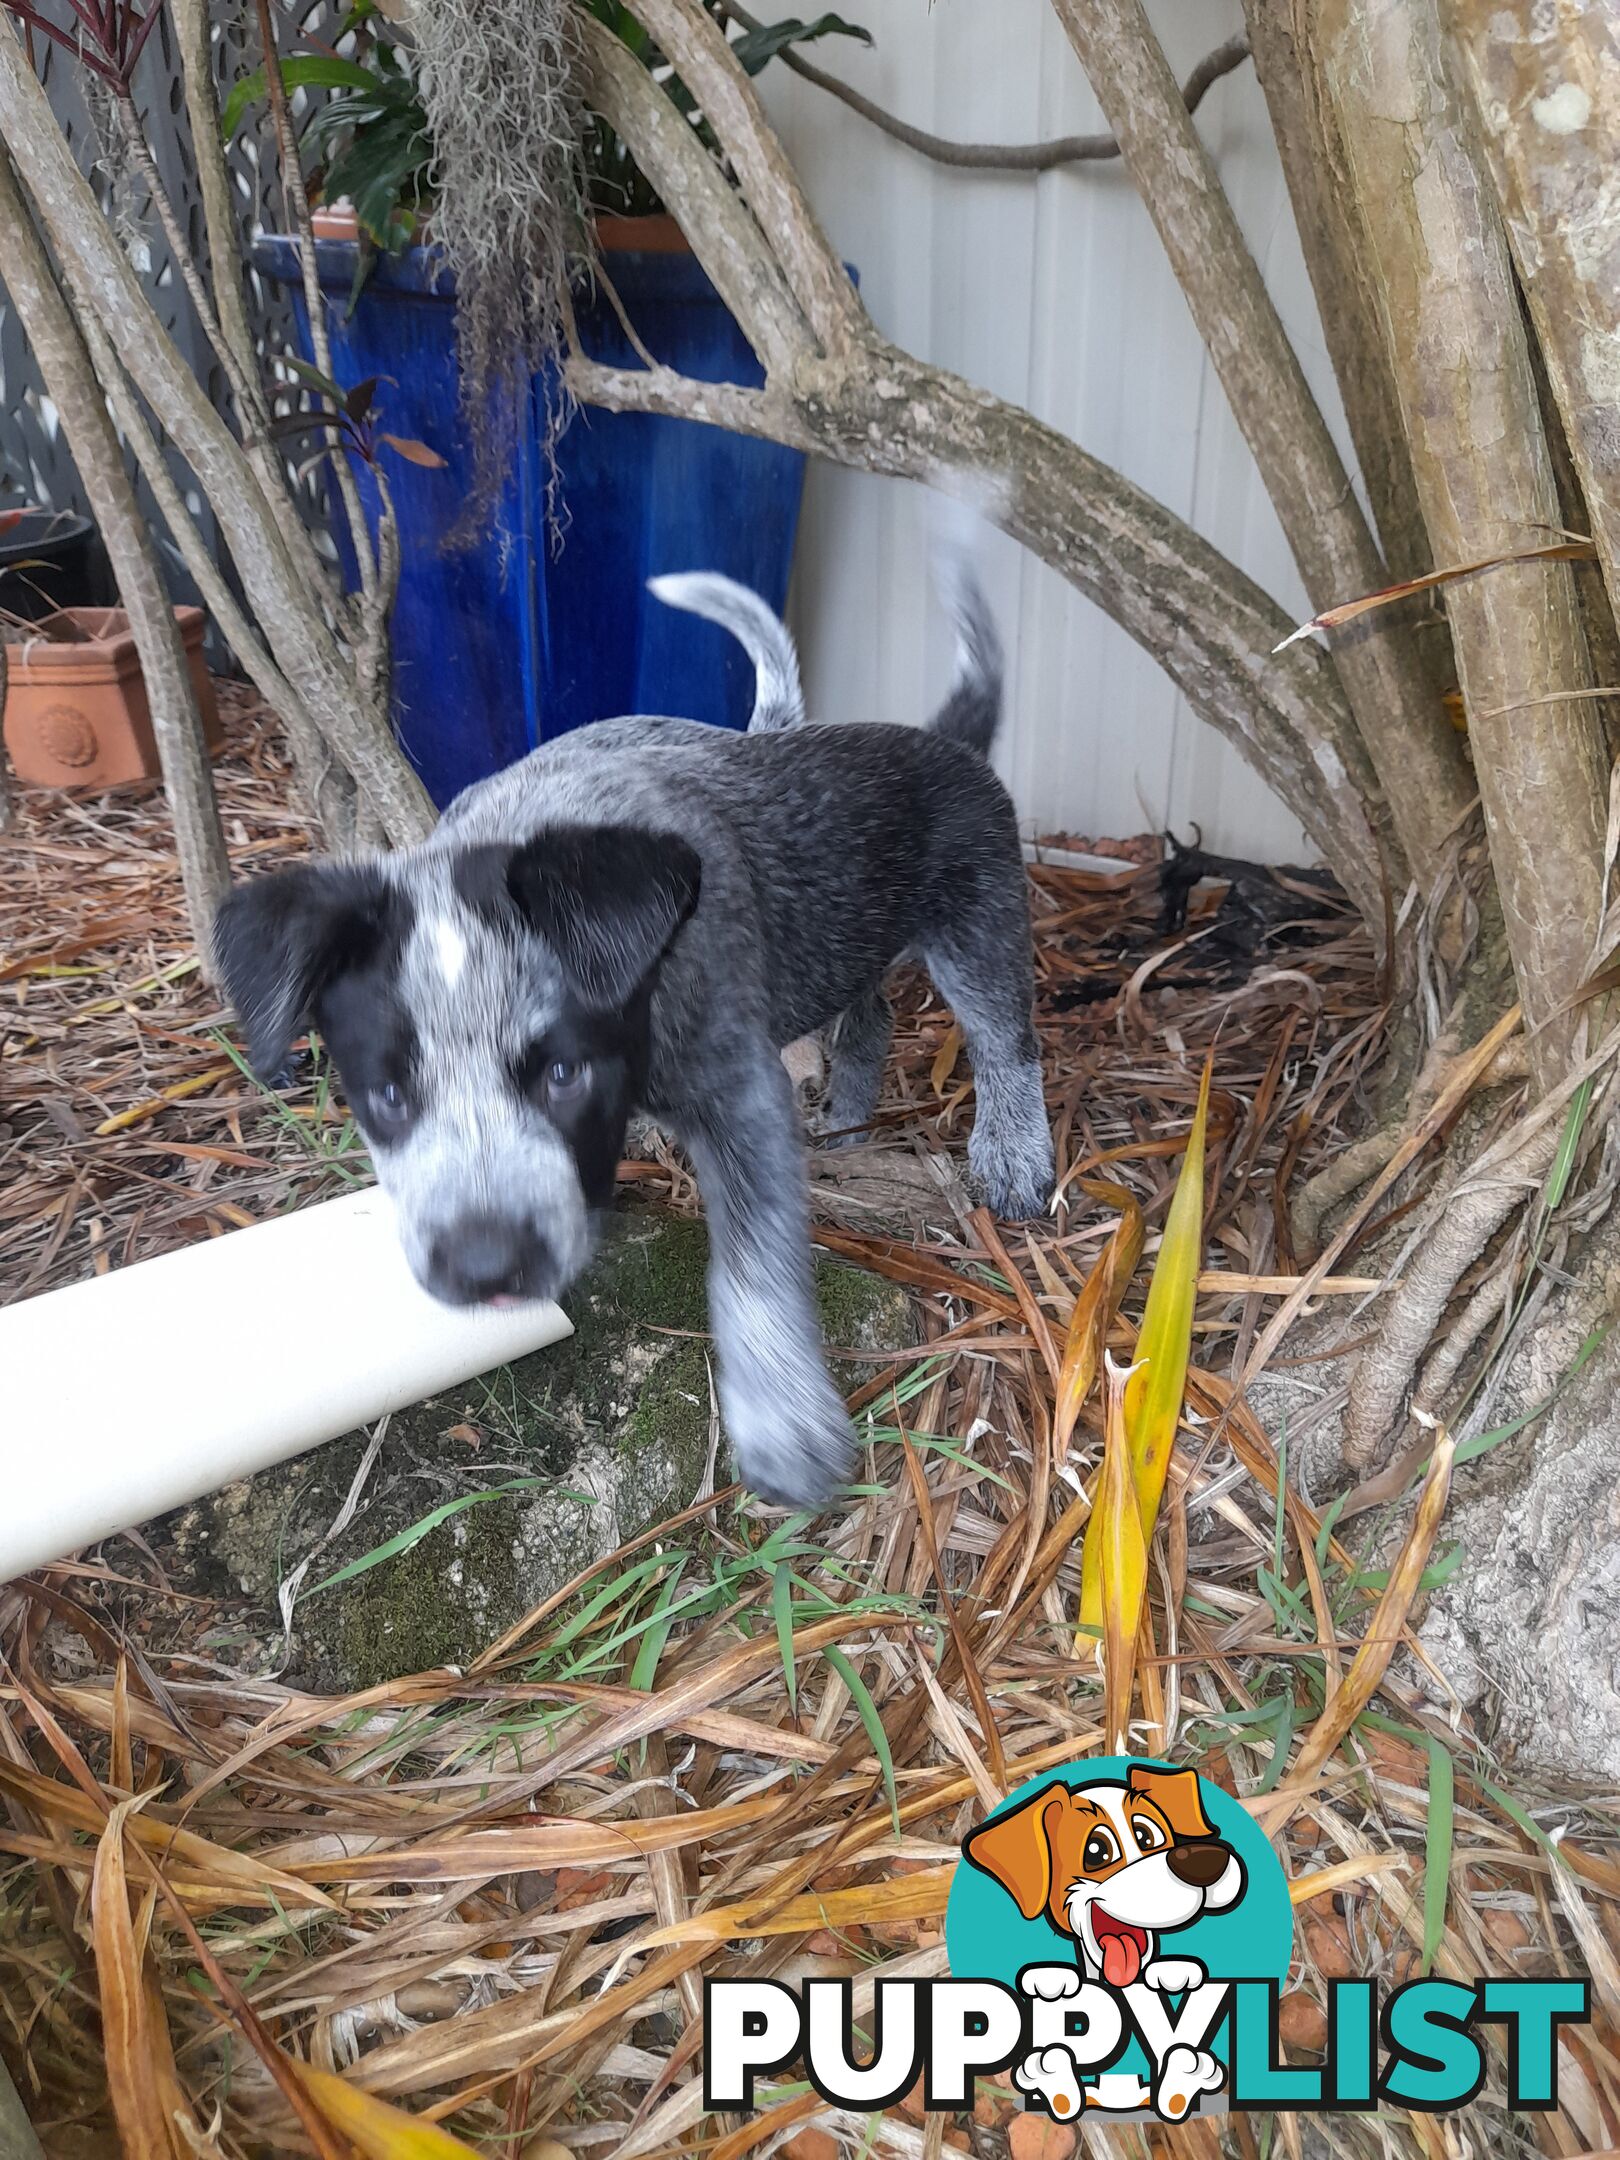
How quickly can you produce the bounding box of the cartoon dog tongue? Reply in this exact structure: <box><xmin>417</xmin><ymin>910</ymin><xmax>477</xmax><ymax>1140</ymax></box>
<box><xmin>1096</xmin><ymin>1916</ymin><xmax>1145</xmax><ymax>1988</ymax></box>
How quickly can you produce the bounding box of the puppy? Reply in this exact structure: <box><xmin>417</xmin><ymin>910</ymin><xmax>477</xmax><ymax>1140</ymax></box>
<box><xmin>963</xmin><ymin>1764</ymin><xmax>1246</xmax><ymax>1989</ymax></box>
<box><xmin>214</xmin><ymin>561</ymin><xmax>1053</xmax><ymax>1507</ymax></box>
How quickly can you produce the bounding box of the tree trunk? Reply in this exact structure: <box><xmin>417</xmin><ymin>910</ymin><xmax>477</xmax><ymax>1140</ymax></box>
<box><xmin>0</xmin><ymin>146</ymin><xmax>229</xmax><ymax>965</ymax></box>
<box><xmin>578</xmin><ymin>7</ymin><xmax>1394</xmax><ymax>934</ymax></box>
<box><xmin>1447</xmin><ymin>0</ymin><xmax>1620</xmax><ymax>629</ymax></box>
<box><xmin>1242</xmin><ymin>0</ymin><xmax>1451</xmax><ymax>672</ymax></box>
<box><xmin>1317</xmin><ymin>0</ymin><xmax>1608</xmax><ymax>1090</ymax></box>
<box><xmin>1050</xmin><ymin>0</ymin><xmax>1469</xmax><ymax>874</ymax></box>
<box><xmin>0</xmin><ymin>19</ymin><xmax>433</xmax><ymax>852</ymax></box>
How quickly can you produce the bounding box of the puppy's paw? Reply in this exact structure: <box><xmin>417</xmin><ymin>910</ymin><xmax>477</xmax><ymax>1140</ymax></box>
<box><xmin>1013</xmin><ymin>2045</ymin><xmax>1083</xmax><ymax>2120</ymax></box>
<box><xmin>723</xmin><ymin>1371</ymin><xmax>856</xmax><ymax>1512</ymax></box>
<box><xmin>1153</xmin><ymin>2045</ymin><xmax>1223</xmax><ymax>2123</ymax></box>
<box><xmin>1142</xmin><ymin>1956</ymin><xmax>1206</xmax><ymax>1996</ymax></box>
<box><xmin>968</xmin><ymin>1131</ymin><xmax>1055</xmax><ymax>1223</ymax></box>
<box><xmin>780</xmin><ymin>1033</ymin><xmax>827</xmax><ymax>1112</ymax></box>
<box><xmin>1019</xmin><ymin>1964</ymin><xmax>1082</xmax><ymax>2002</ymax></box>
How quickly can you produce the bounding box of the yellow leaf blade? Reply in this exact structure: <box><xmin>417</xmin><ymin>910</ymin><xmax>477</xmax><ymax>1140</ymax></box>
<box><xmin>1124</xmin><ymin>1050</ymin><xmax>1211</xmax><ymax>1523</ymax></box>
<box><xmin>297</xmin><ymin>2062</ymin><xmax>487</xmax><ymax>2157</ymax></box>
<box><xmin>1052</xmin><ymin>1179</ymin><xmax>1143</xmax><ymax>1463</ymax></box>
<box><xmin>1096</xmin><ymin>1352</ymin><xmax>1148</xmax><ymax>1748</ymax></box>
<box><xmin>1078</xmin><ymin>1059</ymin><xmax>1211</xmax><ymax>1629</ymax></box>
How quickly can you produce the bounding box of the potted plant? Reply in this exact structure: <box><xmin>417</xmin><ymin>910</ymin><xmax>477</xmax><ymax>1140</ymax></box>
<box><xmin>2</xmin><ymin>604</ymin><xmax>222</xmax><ymax>790</ymax></box>
<box><xmin>237</xmin><ymin>1</ymin><xmax>868</xmax><ymax>809</ymax></box>
<box><xmin>0</xmin><ymin>500</ymin><xmax>101</xmax><ymax>623</ymax></box>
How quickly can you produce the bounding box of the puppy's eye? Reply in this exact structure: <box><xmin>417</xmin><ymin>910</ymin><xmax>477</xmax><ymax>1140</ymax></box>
<box><xmin>369</xmin><ymin>1081</ymin><xmax>412</xmax><ymax>1132</ymax></box>
<box><xmin>543</xmin><ymin>1056</ymin><xmax>591</xmax><ymax>1105</ymax></box>
<box><xmin>1082</xmin><ymin>1827</ymin><xmax>1119</xmax><ymax>1871</ymax></box>
<box><xmin>1131</xmin><ymin>1815</ymin><xmax>1166</xmax><ymax>1853</ymax></box>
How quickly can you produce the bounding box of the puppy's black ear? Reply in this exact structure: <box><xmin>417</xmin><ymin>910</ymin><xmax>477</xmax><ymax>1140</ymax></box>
<box><xmin>213</xmin><ymin>862</ymin><xmax>391</xmax><ymax>1079</ymax></box>
<box><xmin>504</xmin><ymin>824</ymin><xmax>701</xmax><ymax>1008</ymax></box>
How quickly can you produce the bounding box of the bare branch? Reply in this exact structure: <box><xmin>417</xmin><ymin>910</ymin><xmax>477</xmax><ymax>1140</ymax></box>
<box><xmin>1051</xmin><ymin>0</ymin><xmax>1464</xmax><ymax>877</ymax></box>
<box><xmin>0</xmin><ymin>143</ymin><xmax>228</xmax><ymax>960</ymax></box>
<box><xmin>618</xmin><ymin>0</ymin><xmax>863</xmax><ymax>354</ymax></box>
<box><xmin>580</xmin><ymin>30</ymin><xmax>1392</xmax><ymax>930</ymax></box>
<box><xmin>717</xmin><ymin>6</ymin><xmax>1252</xmax><ymax>175</ymax></box>
<box><xmin>577</xmin><ymin>13</ymin><xmax>807</xmax><ymax>376</ymax></box>
<box><xmin>250</xmin><ymin>0</ymin><xmax>378</xmax><ymax>610</ymax></box>
<box><xmin>170</xmin><ymin>0</ymin><xmax>337</xmax><ymax>615</ymax></box>
<box><xmin>0</xmin><ymin>19</ymin><xmax>431</xmax><ymax>843</ymax></box>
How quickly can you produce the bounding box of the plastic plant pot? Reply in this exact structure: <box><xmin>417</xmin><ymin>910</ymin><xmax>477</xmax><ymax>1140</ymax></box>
<box><xmin>255</xmin><ymin>224</ymin><xmax>818</xmax><ymax>808</ymax></box>
<box><xmin>0</xmin><ymin>507</ymin><xmax>99</xmax><ymax>623</ymax></box>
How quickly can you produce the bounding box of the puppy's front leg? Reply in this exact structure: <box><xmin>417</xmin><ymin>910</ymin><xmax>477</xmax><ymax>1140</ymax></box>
<box><xmin>682</xmin><ymin>1052</ymin><xmax>856</xmax><ymax>1508</ymax></box>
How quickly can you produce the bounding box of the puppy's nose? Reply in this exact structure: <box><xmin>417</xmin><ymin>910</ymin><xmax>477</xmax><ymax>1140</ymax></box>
<box><xmin>1166</xmin><ymin>1841</ymin><xmax>1231</xmax><ymax>1888</ymax></box>
<box><xmin>430</xmin><ymin>1212</ymin><xmax>553</xmax><ymax>1305</ymax></box>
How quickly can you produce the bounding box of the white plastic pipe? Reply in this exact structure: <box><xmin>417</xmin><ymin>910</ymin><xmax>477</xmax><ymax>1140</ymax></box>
<box><xmin>0</xmin><ymin>1187</ymin><xmax>573</xmax><ymax>1582</ymax></box>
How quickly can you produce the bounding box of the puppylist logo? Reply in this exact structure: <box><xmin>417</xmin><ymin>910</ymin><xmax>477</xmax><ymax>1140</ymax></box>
<box><xmin>705</xmin><ymin>1757</ymin><xmax>1589</xmax><ymax>2123</ymax></box>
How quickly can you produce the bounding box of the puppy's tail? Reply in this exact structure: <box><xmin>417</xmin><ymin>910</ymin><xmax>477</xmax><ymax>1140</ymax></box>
<box><xmin>647</xmin><ymin>571</ymin><xmax>806</xmax><ymax>733</ymax></box>
<box><xmin>925</xmin><ymin>540</ymin><xmax>1004</xmax><ymax>758</ymax></box>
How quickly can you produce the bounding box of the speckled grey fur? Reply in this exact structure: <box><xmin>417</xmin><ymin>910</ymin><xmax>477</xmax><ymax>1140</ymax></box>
<box><xmin>216</xmin><ymin>567</ymin><xmax>1053</xmax><ymax>1506</ymax></box>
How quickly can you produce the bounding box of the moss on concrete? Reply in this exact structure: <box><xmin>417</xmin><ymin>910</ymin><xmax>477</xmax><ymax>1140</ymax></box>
<box><xmin>158</xmin><ymin>1207</ymin><xmax>912</xmax><ymax>1691</ymax></box>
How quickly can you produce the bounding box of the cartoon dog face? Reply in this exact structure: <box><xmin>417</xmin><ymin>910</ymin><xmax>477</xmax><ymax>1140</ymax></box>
<box><xmin>963</xmin><ymin>1766</ymin><xmax>1245</xmax><ymax>1989</ymax></box>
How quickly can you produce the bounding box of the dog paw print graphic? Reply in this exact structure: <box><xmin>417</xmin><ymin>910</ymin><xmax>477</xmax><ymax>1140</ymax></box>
<box><xmin>945</xmin><ymin>1757</ymin><xmax>1295</xmax><ymax>2124</ymax></box>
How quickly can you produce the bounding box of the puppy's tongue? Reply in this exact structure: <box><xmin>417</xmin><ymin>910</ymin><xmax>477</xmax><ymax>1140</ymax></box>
<box><xmin>1101</xmin><ymin>1930</ymin><xmax>1142</xmax><ymax>1988</ymax></box>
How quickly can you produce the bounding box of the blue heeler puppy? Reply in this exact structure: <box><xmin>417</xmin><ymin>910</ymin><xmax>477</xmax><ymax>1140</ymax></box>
<box><xmin>214</xmin><ymin>557</ymin><xmax>1053</xmax><ymax>1507</ymax></box>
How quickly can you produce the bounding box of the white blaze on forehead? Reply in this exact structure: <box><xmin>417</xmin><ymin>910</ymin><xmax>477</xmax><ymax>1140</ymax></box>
<box><xmin>430</xmin><ymin>915</ymin><xmax>468</xmax><ymax>986</ymax></box>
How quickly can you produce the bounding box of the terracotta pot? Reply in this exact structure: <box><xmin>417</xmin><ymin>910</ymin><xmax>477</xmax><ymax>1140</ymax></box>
<box><xmin>311</xmin><ymin>201</ymin><xmax>362</xmax><ymax>242</ymax></box>
<box><xmin>3</xmin><ymin>605</ymin><xmax>222</xmax><ymax>790</ymax></box>
<box><xmin>593</xmin><ymin>211</ymin><xmax>689</xmax><ymax>254</ymax></box>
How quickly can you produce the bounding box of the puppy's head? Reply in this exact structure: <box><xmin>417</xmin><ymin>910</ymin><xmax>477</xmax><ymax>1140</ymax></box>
<box><xmin>215</xmin><ymin>822</ymin><xmax>700</xmax><ymax>1307</ymax></box>
<box><xmin>964</xmin><ymin>1767</ymin><xmax>1245</xmax><ymax>1987</ymax></box>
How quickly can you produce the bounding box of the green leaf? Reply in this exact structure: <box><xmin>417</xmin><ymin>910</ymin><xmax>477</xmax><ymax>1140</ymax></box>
<box><xmin>1545</xmin><ymin>1077</ymin><xmax>1594</xmax><ymax>1215</ymax></box>
<box><xmin>629</xmin><ymin>1556</ymin><xmax>689</xmax><ymax>1690</ymax></box>
<box><xmin>822</xmin><ymin>1644</ymin><xmax>898</xmax><ymax>1836</ymax></box>
<box><xmin>221</xmin><ymin>52</ymin><xmax>394</xmax><ymax>141</ymax></box>
<box><xmin>772</xmin><ymin>1563</ymin><xmax>798</xmax><ymax>1716</ymax></box>
<box><xmin>279</xmin><ymin>353</ymin><xmax>349</xmax><ymax>404</ymax></box>
<box><xmin>529</xmin><ymin>1555</ymin><xmax>675</xmax><ymax>1666</ymax></box>
<box><xmin>1421</xmin><ymin>1735</ymin><xmax>1454</xmax><ymax>1974</ymax></box>
<box><xmin>306</xmin><ymin>1479</ymin><xmax>555</xmax><ymax>1595</ymax></box>
<box><xmin>1477</xmin><ymin>1777</ymin><xmax>1565</xmax><ymax>1865</ymax></box>
<box><xmin>731</xmin><ymin>13</ymin><xmax>874</xmax><ymax>76</ymax></box>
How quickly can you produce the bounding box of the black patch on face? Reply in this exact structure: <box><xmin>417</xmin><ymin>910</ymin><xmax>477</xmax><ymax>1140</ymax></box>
<box><xmin>515</xmin><ymin>980</ymin><xmax>653</xmax><ymax>1208</ymax></box>
<box><xmin>214</xmin><ymin>862</ymin><xmax>411</xmax><ymax>1085</ymax></box>
<box><xmin>451</xmin><ymin>823</ymin><xmax>702</xmax><ymax>1009</ymax></box>
<box><xmin>313</xmin><ymin>945</ymin><xmax>421</xmax><ymax>1153</ymax></box>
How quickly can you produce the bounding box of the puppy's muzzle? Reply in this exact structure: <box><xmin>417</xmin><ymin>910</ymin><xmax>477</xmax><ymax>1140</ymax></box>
<box><xmin>1166</xmin><ymin>1841</ymin><xmax>1233</xmax><ymax>1889</ymax></box>
<box><xmin>428</xmin><ymin>1210</ymin><xmax>557</xmax><ymax>1307</ymax></box>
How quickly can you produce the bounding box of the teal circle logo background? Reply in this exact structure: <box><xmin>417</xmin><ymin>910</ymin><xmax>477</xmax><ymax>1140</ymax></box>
<box><xmin>944</xmin><ymin>1757</ymin><xmax>1294</xmax><ymax>2082</ymax></box>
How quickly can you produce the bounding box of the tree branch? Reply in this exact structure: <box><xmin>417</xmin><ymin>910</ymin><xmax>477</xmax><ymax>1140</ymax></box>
<box><xmin>1050</xmin><ymin>0</ymin><xmax>1464</xmax><ymax>878</ymax></box>
<box><xmin>1318</xmin><ymin>0</ymin><xmax>1608</xmax><ymax>1086</ymax></box>
<box><xmin>0</xmin><ymin>144</ymin><xmax>228</xmax><ymax>961</ymax></box>
<box><xmin>0</xmin><ymin>17</ymin><xmax>431</xmax><ymax>845</ymax></box>
<box><xmin>579</xmin><ymin>0</ymin><xmax>1391</xmax><ymax>933</ymax></box>
<box><xmin>717</xmin><ymin>6</ymin><xmax>1252</xmax><ymax>175</ymax></box>
<box><xmin>578</xmin><ymin>14</ymin><xmax>808</xmax><ymax>376</ymax></box>
<box><xmin>619</xmin><ymin>0</ymin><xmax>864</xmax><ymax>354</ymax></box>
<box><xmin>250</xmin><ymin>0</ymin><xmax>378</xmax><ymax>617</ymax></box>
<box><xmin>170</xmin><ymin>0</ymin><xmax>339</xmax><ymax>621</ymax></box>
<box><xmin>1448</xmin><ymin>0</ymin><xmax>1620</xmax><ymax>632</ymax></box>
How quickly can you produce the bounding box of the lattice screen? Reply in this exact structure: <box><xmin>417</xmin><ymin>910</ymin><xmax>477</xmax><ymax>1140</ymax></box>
<box><xmin>0</xmin><ymin>2</ymin><xmax>341</xmax><ymax>626</ymax></box>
